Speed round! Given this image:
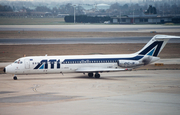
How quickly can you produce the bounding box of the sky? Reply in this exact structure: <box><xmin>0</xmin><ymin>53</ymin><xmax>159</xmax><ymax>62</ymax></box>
<box><xmin>0</xmin><ymin>0</ymin><xmax>138</xmax><ymax>2</ymax></box>
<box><xmin>0</xmin><ymin>0</ymin><xmax>153</xmax><ymax>5</ymax></box>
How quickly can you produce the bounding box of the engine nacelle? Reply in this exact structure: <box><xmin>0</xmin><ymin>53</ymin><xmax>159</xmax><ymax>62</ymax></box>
<box><xmin>117</xmin><ymin>60</ymin><xmax>140</xmax><ymax>68</ymax></box>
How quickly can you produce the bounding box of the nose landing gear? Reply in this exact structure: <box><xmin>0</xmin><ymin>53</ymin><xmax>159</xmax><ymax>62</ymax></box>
<box><xmin>13</xmin><ymin>75</ymin><xmax>17</xmax><ymax>80</ymax></box>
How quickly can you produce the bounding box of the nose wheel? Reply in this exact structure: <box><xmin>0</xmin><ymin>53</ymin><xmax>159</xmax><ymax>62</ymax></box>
<box><xmin>13</xmin><ymin>75</ymin><xmax>17</xmax><ymax>80</ymax></box>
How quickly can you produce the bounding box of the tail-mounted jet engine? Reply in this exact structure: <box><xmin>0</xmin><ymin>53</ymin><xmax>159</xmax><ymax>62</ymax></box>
<box><xmin>117</xmin><ymin>60</ymin><xmax>141</xmax><ymax>68</ymax></box>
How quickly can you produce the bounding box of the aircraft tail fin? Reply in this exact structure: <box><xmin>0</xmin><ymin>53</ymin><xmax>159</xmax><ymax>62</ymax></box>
<box><xmin>136</xmin><ymin>35</ymin><xmax>180</xmax><ymax>57</ymax></box>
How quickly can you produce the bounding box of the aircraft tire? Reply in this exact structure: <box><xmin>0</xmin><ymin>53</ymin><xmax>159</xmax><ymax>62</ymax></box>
<box><xmin>13</xmin><ymin>76</ymin><xmax>17</xmax><ymax>80</ymax></box>
<box><xmin>95</xmin><ymin>73</ymin><xmax>100</xmax><ymax>78</ymax></box>
<box><xmin>88</xmin><ymin>73</ymin><xmax>93</xmax><ymax>78</ymax></box>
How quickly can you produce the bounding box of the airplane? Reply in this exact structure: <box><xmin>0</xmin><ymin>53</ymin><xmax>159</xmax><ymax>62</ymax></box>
<box><xmin>3</xmin><ymin>35</ymin><xmax>180</xmax><ymax>80</ymax></box>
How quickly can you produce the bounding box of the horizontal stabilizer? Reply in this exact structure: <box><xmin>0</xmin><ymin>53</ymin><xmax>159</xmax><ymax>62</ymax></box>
<box><xmin>154</xmin><ymin>35</ymin><xmax>180</xmax><ymax>39</ymax></box>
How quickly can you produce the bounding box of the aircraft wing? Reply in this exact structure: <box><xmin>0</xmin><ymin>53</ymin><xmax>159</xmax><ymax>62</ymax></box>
<box><xmin>75</xmin><ymin>67</ymin><xmax>132</xmax><ymax>73</ymax></box>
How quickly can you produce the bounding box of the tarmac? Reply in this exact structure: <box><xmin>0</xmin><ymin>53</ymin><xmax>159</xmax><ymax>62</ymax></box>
<box><xmin>1</xmin><ymin>37</ymin><xmax>180</xmax><ymax>45</ymax></box>
<box><xmin>0</xmin><ymin>24</ymin><xmax>180</xmax><ymax>114</ymax></box>
<box><xmin>0</xmin><ymin>25</ymin><xmax>180</xmax><ymax>32</ymax></box>
<box><xmin>0</xmin><ymin>70</ymin><xmax>180</xmax><ymax>115</ymax></box>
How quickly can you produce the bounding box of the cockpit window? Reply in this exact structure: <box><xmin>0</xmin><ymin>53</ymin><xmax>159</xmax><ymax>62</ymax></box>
<box><xmin>14</xmin><ymin>60</ymin><xmax>23</xmax><ymax>64</ymax></box>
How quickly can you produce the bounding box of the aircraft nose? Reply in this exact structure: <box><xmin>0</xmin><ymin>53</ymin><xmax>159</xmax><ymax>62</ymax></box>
<box><xmin>3</xmin><ymin>67</ymin><xmax>6</xmax><ymax>73</ymax></box>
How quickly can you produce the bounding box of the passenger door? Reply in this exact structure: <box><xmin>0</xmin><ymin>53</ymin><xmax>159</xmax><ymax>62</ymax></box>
<box><xmin>25</xmin><ymin>59</ymin><xmax>30</xmax><ymax>69</ymax></box>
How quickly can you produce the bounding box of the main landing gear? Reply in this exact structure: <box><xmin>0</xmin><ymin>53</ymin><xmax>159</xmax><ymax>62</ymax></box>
<box><xmin>95</xmin><ymin>73</ymin><xmax>100</xmax><ymax>78</ymax></box>
<box><xmin>88</xmin><ymin>73</ymin><xmax>93</xmax><ymax>78</ymax></box>
<box><xmin>13</xmin><ymin>75</ymin><xmax>17</xmax><ymax>80</ymax></box>
<box><xmin>88</xmin><ymin>72</ymin><xmax>100</xmax><ymax>78</ymax></box>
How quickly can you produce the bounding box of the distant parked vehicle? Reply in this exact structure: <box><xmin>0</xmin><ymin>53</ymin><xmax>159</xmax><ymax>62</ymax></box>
<box><xmin>104</xmin><ymin>21</ymin><xmax>110</xmax><ymax>24</ymax></box>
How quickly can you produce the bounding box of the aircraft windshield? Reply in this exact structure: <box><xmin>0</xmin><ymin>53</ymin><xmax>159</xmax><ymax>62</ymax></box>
<box><xmin>14</xmin><ymin>60</ymin><xmax>23</xmax><ymax>64</ymax></box>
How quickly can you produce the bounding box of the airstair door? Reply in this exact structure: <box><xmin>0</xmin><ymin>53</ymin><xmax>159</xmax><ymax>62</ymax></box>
<box><xmin>25</xmin><ymin>59</ymin><xmax>30</xmax><ymax>69</ymax></box>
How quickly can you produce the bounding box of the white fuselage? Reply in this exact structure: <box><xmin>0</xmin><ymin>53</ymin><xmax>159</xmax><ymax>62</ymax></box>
<box><xmin>5</xmin><ymin>53</ymin><xmax>146</xmax><ymax>75</ymax></box>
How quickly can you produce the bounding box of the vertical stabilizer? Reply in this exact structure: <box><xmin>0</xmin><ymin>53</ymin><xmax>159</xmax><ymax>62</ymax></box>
<box><xmin>136</xmin><ymin>35</ymin><xmax>180</xmax><ymax>57</ymax></box>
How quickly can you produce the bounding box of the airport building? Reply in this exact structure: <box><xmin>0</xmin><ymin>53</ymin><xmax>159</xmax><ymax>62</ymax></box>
<box><xmin>112</xmin><ymin>15</ymin><xmax>179</xmax><ymax>24</ymax></box>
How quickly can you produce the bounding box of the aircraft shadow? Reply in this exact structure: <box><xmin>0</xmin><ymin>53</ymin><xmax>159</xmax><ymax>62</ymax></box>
<box><xmin>72</xmin><ymin>75</ymin><xmax>147</xmax><ymax>81</ymax></box>
<box><xmin>17</xmin><ymin>75</ymin><xmax>147</xmax><ymax>81</ymax></box>
<box><xmin>18</xmin><ymin>77</ymin><xmax>71</xmax><ymax>81</ymax></box>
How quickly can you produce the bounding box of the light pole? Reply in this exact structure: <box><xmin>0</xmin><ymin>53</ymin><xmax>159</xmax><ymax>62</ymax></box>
<box><xmin>133</xmin><ymin>9</ymin><xmax>134</xmax><ymax>24</ymax></box>
<box><xmin>120</xmin><ymin>10</ymin><xmax>121</xmax><ymax>24</ymax></box>
<box><xmin>74</xmin><ymin>5</ymin><xmax>76</xmax><ymax>24</ymax></box>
